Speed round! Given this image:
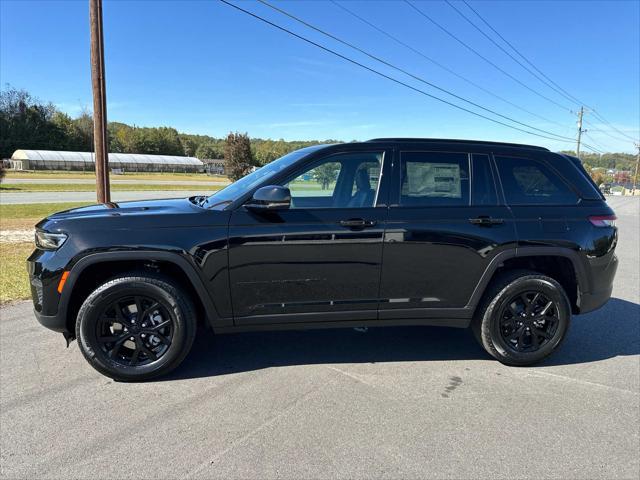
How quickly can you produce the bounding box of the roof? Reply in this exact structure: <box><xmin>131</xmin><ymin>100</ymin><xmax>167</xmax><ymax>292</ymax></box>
<box><xmin>365</xmin><ymin>138</ymin><xmax>549</xmax><ymax>151</ymax></box>
<box><xmin>11</xmin><ymin>150</ymin><xmax>203</xmax><ymax>166</ymax></box>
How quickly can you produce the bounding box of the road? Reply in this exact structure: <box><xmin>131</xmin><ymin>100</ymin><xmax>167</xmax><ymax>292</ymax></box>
<box><xmin>0</xmin><ymin>190</ymin><xmax>215</xmax><ymax>204</ymax></box>
<box><xmin>1</xmin><ymin>197</ymin><xmax>638</xmax><ymax>479</ymax></box>
<box><xmin>4</xmin><ymin>178</ymin><xmax>227</xmax><ymax>186</ymax></box>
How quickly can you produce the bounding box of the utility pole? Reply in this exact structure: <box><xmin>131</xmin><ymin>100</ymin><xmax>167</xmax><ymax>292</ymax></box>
<box><xmin>633</xmin><ymin>142</ymin><xmax>639</xmax><ymax>195</ymax></box>
<box><xmin>576</xmin><ymin>106</ymin><xmax>585</xmax><ymax>160</ymax></box>
<box><xmin>90</xmin><ymin>0</ymin><xmax>110</xmax><ymax>203</ymax></box>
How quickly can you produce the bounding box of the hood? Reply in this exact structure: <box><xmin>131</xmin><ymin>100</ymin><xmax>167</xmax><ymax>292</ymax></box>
<box><xmin>36</xmin><ymin>196</ymin><xmax>225</xmax><ymax>231</ymax></box>
<box><xmin>46</xmin><ymin>197</ymin><xmax>201</xmax><ymax>220</ymax></box>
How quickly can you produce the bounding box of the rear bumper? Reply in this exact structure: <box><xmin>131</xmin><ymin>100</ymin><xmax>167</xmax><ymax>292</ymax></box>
<box><xmin>578</xmin><ymin>252</ymin><xmax>618</xmax><ymax>314</ymax></box>
<box><xmin>579</xmin><ymin>285</ymin><xmax>614</xmax><ymax>314</ymax></box>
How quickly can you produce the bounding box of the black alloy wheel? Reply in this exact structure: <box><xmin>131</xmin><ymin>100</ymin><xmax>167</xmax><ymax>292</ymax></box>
<box><xmin>96</xmin><ymin>295</ymin><xmax>174</xmax><ymax>367</ymax></box>
<box><xmin>498</xmin><ymin>291</ymin><xmax>560</xmax><ymax>353</ymax></box>
<box><xmin>76</xmin><ymin>275</ymin><xmax>197</xmax><ymax>381</ymax></box>
<box><xmin>472</xmin><ymin>270</ymin><xmax>571</xmax><ymax>366</ymax></box>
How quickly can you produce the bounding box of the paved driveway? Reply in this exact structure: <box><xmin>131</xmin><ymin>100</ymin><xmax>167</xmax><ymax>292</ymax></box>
<box><xmin>5</xmin><ymin>178</ymin><xmax>227</xmax><ymax>186</ymax></box>
<box><xmin>1</xmin><ymin>197</ymin><xmax>638</xmax><ymax>479</ymax></box>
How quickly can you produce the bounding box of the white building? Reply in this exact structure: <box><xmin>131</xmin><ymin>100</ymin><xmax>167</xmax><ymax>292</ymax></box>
<box><xmin>10</xmin><ymin>150</ymin><xmax>204</xmax><ymax>173</ymax></box>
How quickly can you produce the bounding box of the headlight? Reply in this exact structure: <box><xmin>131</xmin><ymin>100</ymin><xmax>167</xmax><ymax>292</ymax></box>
<box><xmin>35</xmin><ymin>230</ymin><xmax>68</xmax><ymax>250</ymax></box>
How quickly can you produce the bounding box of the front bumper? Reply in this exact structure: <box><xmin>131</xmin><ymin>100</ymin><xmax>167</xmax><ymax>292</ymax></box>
<box><xmin>28</xmin><ymin>248</ymin><xmax>70</xmax><ymax>333</ymax></box>
<box><xmin>33</xmin><ymin>308</ymin><xmax>67</xmax><ymax>333</ymax></box>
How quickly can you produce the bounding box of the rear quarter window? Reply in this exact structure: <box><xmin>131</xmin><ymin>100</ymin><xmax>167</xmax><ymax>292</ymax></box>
<box><xmin>495</xmin><ymin>155</ymin><xmax>578</xmax><ymax>205</ymax></box>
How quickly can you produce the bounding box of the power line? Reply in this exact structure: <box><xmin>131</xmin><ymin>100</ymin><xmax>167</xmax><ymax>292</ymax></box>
<box><xmin>582</xmin><ymin>144</ymin><xmax>605</xmax><ymax>155</ymax></box>
<box><xmin>329</xmin><ymin>0</ymin><xmax>572</xmax><ymax>133</ymax></box>
<box><xmin>403</xmin><ymin>0</ymin><xmax>574</xmax><ymax>113</ymax></box>
<box><xmin>583</xmin><ymin>133</ymin><xmax>615</xmax><ymax>153</ymax></box>
<box><xmin>219</xmin><ymin>0</ymin><xmax>574</xmax><ymax>142</ymax></box>
<box><xmin>254</xmin><ymin>0</ymin><xmax>576</xmax><ymax>142</ymax></box>
<box><xmin>445</xmin><ymin>0</ymin><xmax>579</xmax><ymax>109</ymax></box>
<box><xmin>589</xmin><ymin>110</ymin><xmax>639</xmax><ymax>142</ymax></box>
<box><xmin>458</xmin><ymin>0</ymin><xmax>639</xmax><ymax>145</ymax></box>
<box><xmin>219</xmin><ymin>1</ymin><xmax>606</xmax><ymax>151</ymax></box>
<box><xmin>461</xmin><ymin>0</ymin><xmax>585</xmax><ymax>107</ymax></box>
<box><xmin>583</xmin><ymin>119</ymin><xmax>638</xmax><ymax>144</ymax></box>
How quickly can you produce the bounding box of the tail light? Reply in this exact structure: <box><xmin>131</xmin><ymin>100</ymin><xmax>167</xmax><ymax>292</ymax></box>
<box><xmin>589</xmin><ymin>215</ymin><xmax>617</xmax><ymax>227</ymax></box>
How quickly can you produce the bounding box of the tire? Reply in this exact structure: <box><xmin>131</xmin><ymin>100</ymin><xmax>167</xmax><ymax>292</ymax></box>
<box><xmin>472</xmin><ymin>269</ymin><xmax>571</xmax><ymax>366</ymax></box>
<box><xmin>76</xmin><ymin>274</ymin><xmax>197</xmax><ymax>381</ymax></box>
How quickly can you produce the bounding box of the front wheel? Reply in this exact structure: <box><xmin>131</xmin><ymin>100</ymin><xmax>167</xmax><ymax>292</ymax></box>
<box><xmin>76</xmin><ymin>275</ymin><xmax>197</xmax><ymax>381</ymax></box>
<box><xmin>473</xmin><ymin>270</ymin><xmax>571</xmax><ymax>366</ymax></box>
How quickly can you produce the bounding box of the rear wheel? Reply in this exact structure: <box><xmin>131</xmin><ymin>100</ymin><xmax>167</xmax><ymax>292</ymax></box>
<box><xmin>473</xmin><ymin>270</ymin><xmax>570</xmax><ymax>366</ymax></box>
<box><xmin>76</xmin><ymin>275</ymin><xmax>197</xmax><ymax>381</ymax></box>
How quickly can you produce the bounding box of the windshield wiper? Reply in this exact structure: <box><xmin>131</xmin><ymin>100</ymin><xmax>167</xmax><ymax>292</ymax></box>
<box><xmin>206</xmin><ymin>199</ymin><xmax>232</xmax><ymax>209</ymax></box>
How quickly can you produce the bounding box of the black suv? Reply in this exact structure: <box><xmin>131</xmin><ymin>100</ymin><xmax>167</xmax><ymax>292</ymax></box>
<box><xmin>28</xmin><ymin>139</ymin><xmax>618</xmax><ymax>381</ymax></box>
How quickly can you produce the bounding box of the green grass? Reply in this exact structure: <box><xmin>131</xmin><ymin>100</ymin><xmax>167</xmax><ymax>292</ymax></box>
<box><xmin>0</xmin><ymin>242</ymin><xmax>34</xmax><ymax>304</ymax></box>
<box><xmin>1</xmin><ymin>183</ymin><xmax>221</xmax><ymax>192</ymax></box>
<box><xmin>0</xmin><ymin>202</ymin><xmax>89</xmax><ymax>230</ymax></box>
<box><xmin>0</xmin><ymin>202</ymin><xmax>90</xmax><ymax>220</ymax></box>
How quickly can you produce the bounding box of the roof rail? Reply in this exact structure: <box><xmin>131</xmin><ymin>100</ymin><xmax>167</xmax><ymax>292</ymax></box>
<box><xmin>365</xmin><ymin>138</ymin><xmax>549</xmax><ymax>151</ymax></box>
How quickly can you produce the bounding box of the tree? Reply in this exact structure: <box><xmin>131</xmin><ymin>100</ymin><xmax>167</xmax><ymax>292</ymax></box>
<box><xmin>195</xmin><ymin>141</ymin><xmax>223</xmax><ymax>160</ymax></box>
<box><xmin>0</xmin><ymin>86</ymin><xmax>66</xmax><ymax>158</ymax></box>
<box><xmin>224</xmin><ymin>132</ymin><xmax>253</xmax><ymax>181</ymax></box>
<box><xmin>313</xmin><ymin>162</ymin><xmax>339</xmax><ymax>189</ymax></box>
<box><xmin>592</xmin><ymin>171</ymin><xmax>605</xmax><ymax>186</ymax></box>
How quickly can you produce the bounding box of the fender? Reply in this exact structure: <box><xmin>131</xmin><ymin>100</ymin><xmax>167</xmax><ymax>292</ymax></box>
<box><xmin>59</xmin><ymin>250</ymin><xmax>231</xmax><ymax>331</ymax></box>
<box><xmin>465</xmin><ymin>246</ymin><xmax>589</xmax><ymax>311</ymax></box>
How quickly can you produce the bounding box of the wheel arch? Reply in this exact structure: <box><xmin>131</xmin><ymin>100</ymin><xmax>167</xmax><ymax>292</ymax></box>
<box><xmin>60</xmin><ymin>251</ymin><xmax>229</xmax><ymax>334</ymax></box>
<box><xmin>467</xmin><ymin>247</ymin><xmax>589</xmax><ymax>315</ymax></box>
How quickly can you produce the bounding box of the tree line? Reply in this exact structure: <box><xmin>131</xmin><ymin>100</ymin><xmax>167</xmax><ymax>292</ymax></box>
<box><xmin>0</xmin><ymin>87</ymin><xmax>337</xmax><ymax>172</ymax></box>
<box><xmin>559</xmin><ymin>150</ymin><xmax>637</xmax><ymax>173</ymax></box>
<box><xmin>559</xmin><ymin>150</ymin><xmax>638</xmax><ymax>186</ymax></box>
<box><xmin>2</xmin><ymin>87</ymin><xmax>635</xmax><ymax>183</ymax></box>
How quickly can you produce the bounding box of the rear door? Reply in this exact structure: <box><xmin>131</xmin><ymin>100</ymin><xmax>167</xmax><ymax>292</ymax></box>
<box><xmin>378</xmin><ymin>149</ymin><xmax>517</xmax><ymax>320</ymax></box>
<box><xmin>493</xmin><ymin>153</ymin><xmax>580</xmax><ymax>244</ymax></box>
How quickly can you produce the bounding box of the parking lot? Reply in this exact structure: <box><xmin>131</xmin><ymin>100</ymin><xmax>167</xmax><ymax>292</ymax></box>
<box><xmin>0</xmin><ymin>196</ymin><xmax>638</xmax><ymax>479</ymax></box>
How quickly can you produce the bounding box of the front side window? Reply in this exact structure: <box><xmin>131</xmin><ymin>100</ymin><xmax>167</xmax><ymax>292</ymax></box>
<box><xmin>400</xmin><ymin>152</ymin><xmax>470</xmax><ymax>206</ymax></box>
<box><xmin>283</xmin><ymin>152</ymin><xmax>383</xmax><ymax>209</ymax></box>
<box><xmin>495</xmin><ymin>155</ymin><xmax>577</xmax><ymax>205</ymax></box>
<box><xmin>203</xmin><ymin>144</ymin><xmax>328</xmax><ymax>208</ymax></box>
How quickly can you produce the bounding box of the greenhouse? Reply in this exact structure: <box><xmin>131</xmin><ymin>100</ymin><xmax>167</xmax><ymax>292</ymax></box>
<box><xmin>10</xmin><ymin>150</ymin><xmax>204</xmax><ymax>173</ymax></box>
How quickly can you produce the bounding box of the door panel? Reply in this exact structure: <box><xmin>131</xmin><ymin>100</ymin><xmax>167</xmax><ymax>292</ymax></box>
<box><xmin>378</xmin><ymin>151</ymin><xmax>517</xmax><ymax>316</ymax></box>
<box><xmin>493</xmin><ymin>154</ymin><xmax>577</xmax><ymax>246</ymax></box>
<box><xmin>379</xmin><ymin>205</ymin><xmax>516</xmax><ymax>311</ymax></box>
<box><xmin>229</xmin><ymin>208</ymin><xmax>387</xmax><ymax>320</ymax></box>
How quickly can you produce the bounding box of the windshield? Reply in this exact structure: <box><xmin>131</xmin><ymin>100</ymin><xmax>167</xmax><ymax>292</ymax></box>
<box><xmin>202</xmin><ymin>145</ymin><xmax>330</xmax><ymax>209</ymax></box>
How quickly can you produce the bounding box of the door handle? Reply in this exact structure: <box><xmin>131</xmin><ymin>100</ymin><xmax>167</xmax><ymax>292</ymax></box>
<box><xmin>340</xmin><ymin>218</ymin><xmax>377</xmax><ymax>228</ymax></box>
<box><xmin>469</xmin><ymin>216</ymin><xmax>504</xmax><ymax>226</ymax></box>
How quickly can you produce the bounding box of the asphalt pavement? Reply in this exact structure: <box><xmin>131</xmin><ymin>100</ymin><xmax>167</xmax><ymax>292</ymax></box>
<box><xmin>4</xmin><ymin>178</ymin><xmax>227</xmax><ymax>186</ymax></box>
<box><xmin>1</xmin><ymin>197</ymin><xmax>638</xmax><ymax>479</ymax></box>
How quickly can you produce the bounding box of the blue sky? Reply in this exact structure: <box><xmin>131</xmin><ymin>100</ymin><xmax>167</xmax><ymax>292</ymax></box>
<box><xmin>1</xmin><ymin>0</ymin><xmax>639</xmax><ymax>153</ymax></box>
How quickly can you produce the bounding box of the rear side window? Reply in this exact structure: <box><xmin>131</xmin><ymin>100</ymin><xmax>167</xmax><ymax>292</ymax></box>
<box><xmin>472</xmin><ymin>154</ymin><xmax>498</xmax><ymax>205</ymax></box>
<box><xmin>400</xmin><ymin>152</ymin><xmax>470</xmax><ymax>206</ymax></box>
<box><xmin>495</xmin><ymin>155</ymin><xmax>577</xmax><ymax>205</ymax></box>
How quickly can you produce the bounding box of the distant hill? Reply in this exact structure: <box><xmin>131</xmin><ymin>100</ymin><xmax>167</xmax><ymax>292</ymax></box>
<box><xmin>559</xmin><ymin>151</ymin><xmax>637</xmax><ymax>171</ymax></box>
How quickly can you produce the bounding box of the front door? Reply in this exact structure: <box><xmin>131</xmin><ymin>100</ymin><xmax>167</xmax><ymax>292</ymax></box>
<box><xmin>378</xmin><ymin>150</ymin><xmax>517</xmax><ymax>320</ymax></box>
<box><xmin>228</xmin><ymin>149</ymin><xmax>391</xmax><ymax>325</ymax></box>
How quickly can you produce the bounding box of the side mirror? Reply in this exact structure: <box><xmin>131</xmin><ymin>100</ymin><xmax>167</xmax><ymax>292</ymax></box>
<box><xmin>245</xmin><ymin>185</ymin><xmax>291</xmax><ymax>211</ymax></box>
